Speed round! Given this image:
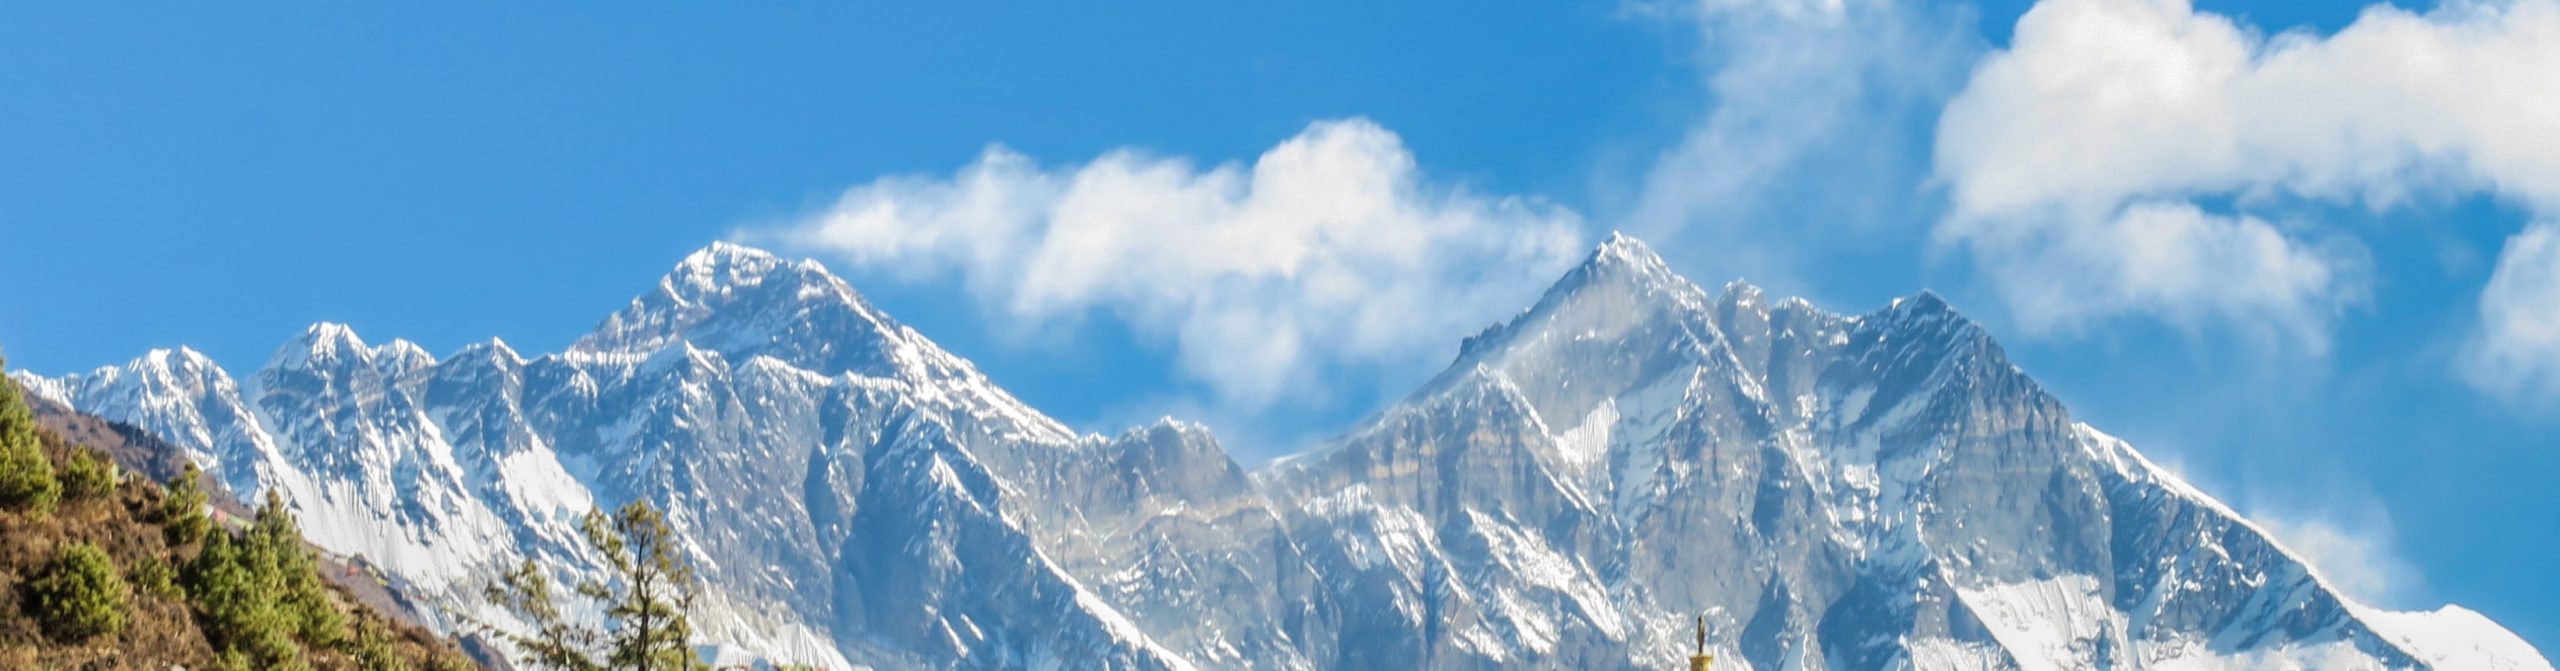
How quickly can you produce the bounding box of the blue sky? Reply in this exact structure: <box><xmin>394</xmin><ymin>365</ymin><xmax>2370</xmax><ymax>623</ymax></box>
<box><xmin>4</xmin><ymin>0</ymin><xmax>2556</xmax><ymax>653</ymax></box>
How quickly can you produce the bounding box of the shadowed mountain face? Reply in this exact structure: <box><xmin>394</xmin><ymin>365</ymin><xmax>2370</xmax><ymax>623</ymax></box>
<box><xmin>18</xmin><ymin>236</ymin><xmax>2548</xmax><ymax>670</ymax></box>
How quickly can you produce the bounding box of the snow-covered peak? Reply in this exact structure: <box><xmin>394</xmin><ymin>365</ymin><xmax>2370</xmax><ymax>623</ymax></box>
<box><xmin>263</xmin><ymin>322</ymin><xmax>443</xmax><ymax>384</ymax></box>
<box><xmin>1457</xmin><ymin>232</ymin><xmax>1707</xmax><ymax>361</ymax></box>
<box><xmin>1590</xmin><ymin>230</ymin><xmax>1668</xmax><ymax>273</ymax></box>
<box><xmin>1883</xmin><ymin>288</ymin><xmax>1954</xmax><ymax>317</ymax></box>
<box><xmin>1570</xmin><ymin>231</ymin><xmax>1685</xmax><ymax>295</ymax></box>
<box><xmin>373</xmin><ymin>338</ymin><xmax>438</xmax><ymax>378</ymax></box>
<box><xmin>1716</xmin><ymin>278</ymin><xmax>1765</xmax><ymax>306</ymax></box>
<box><xmin>269</xmin><ymin>321</ymin><xmax>372</xmax><ymax>372</ymax></box>
<box><xmin>1860</xmin><ymin>289</ymin><xmax>1992</xmax><ymax>354</ymax></box>
<box><xmin>672</xmin><ymin>240</ymin><xmax>789</xmax><ymax>292</ymax></box>
<box><xmin>572</xmin><ymin>242</ymin><xmax>905</xmax><ymax>375</ymax></box>
<box><xmin>7</xmin><ymin>369</ymin><xmax>68</xmax><ymax>405</ymax></box>
<box><xmin>78</xmin><ymin>346</ymin><xmax>231</xmax><ymax>391</ymax></box>
<box><xmin>452</xmin><ymin>338</ymin><xmax>525</xmax><ymax>370</ymax></box>
<box><xmin>38</xmin><ymin>346</ymin><xmax>232</xmax><ymax>397</ymax></box>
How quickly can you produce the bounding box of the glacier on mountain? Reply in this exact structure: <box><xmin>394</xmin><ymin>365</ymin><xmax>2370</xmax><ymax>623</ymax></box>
<box><xmin>15</xmin><ymin>236</ymin><xmax>2547</xmax><ymax>670</ymax></box>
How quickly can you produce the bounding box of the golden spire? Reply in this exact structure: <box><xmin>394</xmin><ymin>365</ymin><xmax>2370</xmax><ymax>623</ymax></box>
<box><xmin>1689</xmin><ymin>614</ymin><xmax>1713</xmax><ymax>671</ymax></box>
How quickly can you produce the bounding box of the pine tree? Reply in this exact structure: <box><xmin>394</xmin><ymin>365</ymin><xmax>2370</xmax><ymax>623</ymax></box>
<box><xmin>60</xmin><ymin>446</ymin><xmax>116</xmax><ymax>500</ymax></box>
<box><xmin>481</xmin><ymin>500</ymin><xmax>708</xmax><ymax>671</ymax></box>
<box><xmin>247</xmin><ymin>490</ymin><xmax>347</xmax><ymax>648</ymax></box>
<box><xmin>0</xmin><ymin>358</ymin><xmax>62</xmax><ymax>515</ymax></box>
<box><xmin>590</xmin><ymin>501</ymin><xmax>704</xmax><ymax>670</ymax></box>
<box><xmin>26</xmin><ymin>541</ymin><xmax>130</xmax><ymax>642</ymax></box>
<box><xmin>157</xmin><ymin>463</ymin><xmax>213</xmax><ymax>547</ymax></box>
<box><xmin>186</xmin><ymin>527</ymin><xmax>302</xmax><ymax>668</ymax></box>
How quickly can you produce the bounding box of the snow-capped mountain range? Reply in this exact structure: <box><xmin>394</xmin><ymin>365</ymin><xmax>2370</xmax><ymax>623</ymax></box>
<box><xmin>15</xmin><ymin>236</ymin><xmax>2548</xmax><ymax>670</ymax></box>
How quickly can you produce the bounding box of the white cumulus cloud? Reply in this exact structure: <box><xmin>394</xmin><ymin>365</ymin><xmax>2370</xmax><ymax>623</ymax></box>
<box><xmin>747</xmin><ymin>118</ymin><xmax>1587</xmax><ymax>410</ymax></box>
<box><xmin>1936</xmin><ymin>0</ymin><xmax>2560</xmax><ymax>368</ymax></box>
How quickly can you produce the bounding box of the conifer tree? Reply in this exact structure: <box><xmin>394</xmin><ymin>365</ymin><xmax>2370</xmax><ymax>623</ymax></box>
<box><xmin>158</xmin><ymin>463</ymin><xmax>213</xmax><ymax>547</ymax></box>
<box><xmin>186</xmin><ymin>527</ymin><xmax>302</xmax><ymax>668</ymax></box>
<box><xmin>27</xmin><ymin>541</ymin><xmax>129</xmax><ymax>642</ymax></box>
<box><xmin>60</xmin><ymin>446</ymin><xmax>116</xmax><ymax>500</ymax></box>
<box><xmin>0</xmin><ymin>357</ymin><xmax>61</xmax><ymax>515</ymax></box>
<box><xmin>482</xmin><ymin>500</ymin><xmax>707</xmax><ymax>671</ymax></box>
<box><xmin>248</xmin><ymin>490</ymin><xmax>348</xmax><ymax>648</ymax></box>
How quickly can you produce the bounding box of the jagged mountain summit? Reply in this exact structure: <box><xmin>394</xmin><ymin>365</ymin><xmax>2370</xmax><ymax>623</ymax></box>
<box><xmin>17</xmin><ymin>235</ymin><xmax>2548</xmax><ymax>670</ymax></box>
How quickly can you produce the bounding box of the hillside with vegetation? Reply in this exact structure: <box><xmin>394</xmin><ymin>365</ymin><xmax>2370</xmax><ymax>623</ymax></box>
<box><xmin>0</xmin><ymin>356</ymin><xmax>477</xmax><ymax>670</ymax></box>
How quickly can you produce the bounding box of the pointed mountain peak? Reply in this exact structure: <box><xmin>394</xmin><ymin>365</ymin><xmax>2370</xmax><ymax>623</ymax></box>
<box><xmin>1858</xmin><ymin>288</ymin><xmax>2006</xmax><ymax>376</ymax></box>
<box><xmin>1881</xmin><ymin>289</ymin><xmax>1962</xmax><ymax>322</ymax></box>
<box><xmin>271</xmin><ymin>321</ymin><xmax>371</xmax><ymax>370</ymax></box>
<box><xmin>139</xmin><ymin>346</ymin><xmax>220</xmax><ymax>373</ymax></box>
<box><xmin>454</xmin><ymin>337</ymin><xmax>524</xmax><ymax>367</ymax></box>
<box><xmin>1585</xmin><ymin>230</ymin><xmax>1674</xmax><ymax>278</ymax></box>
<box><xmin>372</xmin><ymin>338</ymin><xmax>438</xmax><ymax>377</ymax></box>
<box><xmin>576</xmin><ymin>242</ymin><xmax>916</xmax><ymax>378</ymax></box>
<box><xmin>1453</xmin><ymin>231</ymin><xmax>1711</xmax><ymax>367</ymax></box>
<box><xmin>646</xmin><ymin>241</ymin><xmax>862</xmax><ymax>312</ymax></box>
<box><xmin>1717</xmin><ymin>278</ymin><xmax>1765</xmax><ymax>308</ymax></box>
<box><xmin>672</xmin><ymin>241</ymin><xmax>787</xmax><ymax>289</ymax></box>
<box><xmin>1527</xmin><ymin>232</ymin><xmax>1691</xmax><ymax>308</ymax></box>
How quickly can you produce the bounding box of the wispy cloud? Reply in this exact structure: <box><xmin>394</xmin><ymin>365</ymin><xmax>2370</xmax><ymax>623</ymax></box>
<box><xmin>1935</xmin><ymin>0</ymin><xmax>2560</xmax><ymax>390</ymax></box>
<box><xmin>2251</xmin><ymin>507</ymin><xmax>2426</xmax><ymax>609</ymax></box>
<box><xmin>1621</xmin><ymin>0</ymin><xmax>1979</xmax><ymax>291</ymax></box>
<box><xmin>743</xmin><ymin>119</ymin><xmax>1586</xmax><ymax>414</ymax></box>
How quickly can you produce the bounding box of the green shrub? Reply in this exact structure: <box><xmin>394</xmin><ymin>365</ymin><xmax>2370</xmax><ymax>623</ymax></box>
<box><xmin>353</xmin><ymin>620</ymin><xmax>411</xmax><ymax>671</ymax></box>
<box><xmin>210</xmin><ymin>648</ymin><xmax>255</xmax><ymax>671</ymax></box>
<box><xmin>132</xmin><ymin>553</ymin><xmax>184</xmax><ymax>600</ymax></box>
<box><xmin>26</xmin><ymin>542</ymin><xmax>130</xmax><ymax>642</ymax></box>
<box><xmin>60</xmin><ymin>447</ymin><xmax>116</xmax><ymax>500</ymax></box>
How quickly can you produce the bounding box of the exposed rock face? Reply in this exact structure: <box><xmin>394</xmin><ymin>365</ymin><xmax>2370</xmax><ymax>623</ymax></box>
<box><xmin>19</xmin><ymin>236</ymin><xmax>2547</xmax><ymax>670</ymax></box>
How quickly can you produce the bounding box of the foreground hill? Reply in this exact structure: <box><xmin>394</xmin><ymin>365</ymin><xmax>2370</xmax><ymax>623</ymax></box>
<box><xmin>20</xmin><ymin>236</ymin><xmax>2548</xmax><ymax>670</ymax></box>
<box><xmin>0</xmin><ymin>363</ymin><xmax>474</xmax><ymax>670</ymax></box>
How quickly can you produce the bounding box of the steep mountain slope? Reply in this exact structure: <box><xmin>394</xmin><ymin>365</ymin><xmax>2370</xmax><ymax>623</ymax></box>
<box><xmin>17</xmin><ymin>237</ymin><xmax>2547</xmax><ymax>670</ymax></box>
<box><xmin>18</xmin><ymin>244</ymin><xmax>1312</xmax><ymax>670</ymax></box>
<box><xmin>1262</xmin><ymin>234</ymin><xmax>2546</xmax><ymax>670</ymax></box>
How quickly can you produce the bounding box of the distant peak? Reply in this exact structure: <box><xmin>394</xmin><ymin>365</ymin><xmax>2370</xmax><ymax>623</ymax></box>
<box><xmin>263</xmin><ymin>321</ymin><xmax>368</xmax><ymax>372</ymax></box>
<box><xmin>670</xmin><ymin>242</ymin><xmax>790</xmax><ymax>293</ymax></box>
<box><xmin>1453</xmin><ymin>231</ymin><xmax>1704</xmax><ymax>363</ymax></box>
<box><xmin>298</xmin><ymin>321</ymin><xmax>366</xmax><ymax>353</ymax></box>
<box><xmin>377</xmin><ymin>338</ymin><xmax>431</xmax><ymax>360</ymax></box>
<box><xmin>689</xmin><ymin>240</ymin><xmax>781</xmax><ymax>264</ymax></box>
<box><xmin>1586</xmin><ymin>231</ymin><xmax>1672</xmax><ymax>277</ymax></box>
<box><xmin>1886</xmin><ymin>289</ymin><xmax>1955</xmax><ymax>315</ymax></box>
<box><xmin>450</xmin><ymin>338</ymin><xmax>525</xmax><ymax>369</ymax></box>
<box><xmin>373</xmin><ymin>338</ymin><xmax>438</xmax><ymax>375</ymax></box>
<box><xmin>575</xmin><ymin>241</ymin><xmax>914</xmax><ymax>377</ymax></box>
<box><xmin>1718</xmin><ymin>278</ymin><xmax>1765</xmax><ymax>305</ymax></box>
<box><xmin>1521</xmin><ymin>231</ymin><xmax>1685</xmax><ymax>308</ymax></box>
<box><xmin>141</xmin><ymin>346</ymin><xmax>218</xmax><ymax>371</ymax></box>
<box><xmin>1869</xmin><ymin>289</ymin><xmax>1993</xmax><ymax>347</ymax></box>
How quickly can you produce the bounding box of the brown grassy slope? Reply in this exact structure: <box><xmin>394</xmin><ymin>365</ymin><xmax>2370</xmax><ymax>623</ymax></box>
<box><xmin>0</xmin><ymin>388</ymin><xmax>481</xmax><ymax>670</ymax></box>
<box><xmin>21</xmin><ymin>396</ymin><xmax>195</xmax><ymax>488</ymax></box>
